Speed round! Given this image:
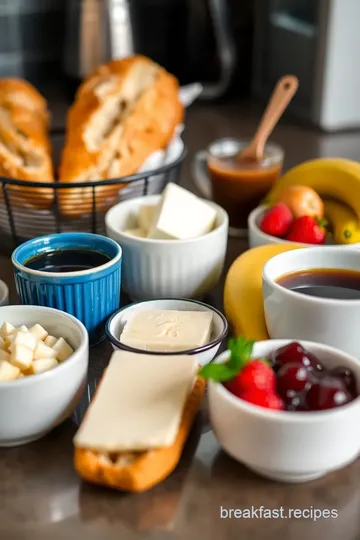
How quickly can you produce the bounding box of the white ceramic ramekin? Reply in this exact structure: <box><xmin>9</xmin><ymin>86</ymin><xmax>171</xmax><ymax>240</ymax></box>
<box><xmin>105</xmin><ymin>194</ymin><xmax>229</xmax><ymax>300</ymax></box>
<box><xmin>105</xmin><ymin>298</ymin><xmax>228</xmax><ymax>365</ymax></box>
<box><xmin>208</xmin><ymin>339</ymin><xmax>360</xmax><ymax>483</ymax></box>
<box><xmin>0</xmin><ymin>280</ymin><xmax>9</xmax><ymax>306</ymax></box>
<box><xmin>0</xmin><ymin>305</ymin><xmax>89</xmax><ymax>447</ymax></box>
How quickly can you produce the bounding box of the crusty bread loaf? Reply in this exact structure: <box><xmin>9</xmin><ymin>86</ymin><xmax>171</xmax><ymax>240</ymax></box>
<box><xmin>0</xmin><ymin>78</ymin><xmax>54</xmax><ymax>208</ymax></box>
<box><xmin>74</xmin><ymin>376</ymin><xmax>205</xmax><ymax>493</ymax></box>
<box><xmin>59</xmin><ymin>55</ymin><xmax>183</xmax><ymax>217</ymax></box>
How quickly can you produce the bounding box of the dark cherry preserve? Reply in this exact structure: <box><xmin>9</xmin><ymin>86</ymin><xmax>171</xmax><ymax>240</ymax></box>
<box><xmin>25</xmin><ymin>249</ymin><xmax>111</xmax><ymax>273</ymax></box>
<box><xmin>277</xmin><ymin>269</ymin><xmax>360</xmax><ymax>300</ymax></box>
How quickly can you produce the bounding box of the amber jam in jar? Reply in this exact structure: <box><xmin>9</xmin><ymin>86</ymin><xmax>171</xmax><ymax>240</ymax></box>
<box><xmin>207</xmin><ymin>138</ymin><xmax>284</xmax><ymax>233</ymax></box>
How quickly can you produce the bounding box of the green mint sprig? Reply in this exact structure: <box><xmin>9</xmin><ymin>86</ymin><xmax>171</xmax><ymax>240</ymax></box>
<box><xmin>198</xmin><ymin>337</ymin><xmax>255</xmax><ymax>382</ymax></box>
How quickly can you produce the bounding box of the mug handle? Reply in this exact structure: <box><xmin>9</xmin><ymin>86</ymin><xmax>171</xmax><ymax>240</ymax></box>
<box><xmin>191</xmin><ymin>150</ymin><xmax>212</xmax><ymax>200</ymax></box>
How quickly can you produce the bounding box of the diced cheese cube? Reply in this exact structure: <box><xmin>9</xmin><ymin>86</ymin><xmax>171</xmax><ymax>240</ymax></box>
<box><xmin>0</xmin><ymin>359</ymin><xmax>20</xmax><ymax>381</ymax></box>
<box><xmin>0</xmin><ymin>321</ymin><xmax>15</xmax><ymax>339</ymax></box>
<box><xmin>123</xmin><ymin>228</ymin><xmax>147</xmax><ymax>238</ymax></box>
<box><xmin>0</xmin><ymin>336</ymin><xmax>5</xmax><ymax>350</ymax></box>
<box><xmin>148</xmin><ymin>183</ymin><xmax>217</xmax><ymax>240</ymax></box>
<box><xmin>138</xmin><ymin>203</ymin><xmax>158</xmax><ymax>234</ymax></box>
<box><xmin>34</xmin><ymin>341</ymin><xmax>57</xmax><ymax>360</ymax></box>
<box><xmin>32</xmin><ymin>357</ymin><xmax>58</xmax><ymax>374</ymax></box>
<box><xmin>44</xmin><ymin>335</ymin><xmax>57</xmax><ymax>348</ymax></box>
<box><xmin>10</xmin><ymin>344</ymin><xmax>33</xmax><ymax>370</ymax></box>
<box><xmin>4</xmin><ymin>334</ymin><xmax>15</xmax><ymax>350</ymax></box>
<box><xmin>12</xmin><ymin>331</ymin><xmax>37</xmax><ymax>352</ymax></box>
<box><xmin>52</xmin><ymin>337</ymin><xmax>74</xmax><ymax>362</ymax></box>
<box><xmin>14</xmin><ymin>325</ymin><xmax>29</xmax><ymax>334</ymax></box>
<box><xmin>30</xmin><ymin>324</ymin><xmax>48</xmax><ymax>342</ymax></box>
<box><xmin>0</xmin><ymin>349</ymin><xmax>10</xmax><ymax>361</ymax></box>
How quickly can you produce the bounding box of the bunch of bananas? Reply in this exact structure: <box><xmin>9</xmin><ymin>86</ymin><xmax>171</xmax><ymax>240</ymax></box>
<box><xmin>266</xmin><ymin>158</ymin><xmax>360</xmax><ymax>245</ymax></box>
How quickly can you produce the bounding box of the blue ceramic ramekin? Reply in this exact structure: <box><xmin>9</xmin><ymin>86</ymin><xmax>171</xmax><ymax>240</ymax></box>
<box><xmin>12</xmin><ymin>233</ymin><xmax>122</xmax><ymax>344</ymax></box>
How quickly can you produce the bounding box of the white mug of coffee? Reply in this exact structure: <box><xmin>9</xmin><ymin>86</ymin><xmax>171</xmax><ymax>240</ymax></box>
<box><xmin>262</xmin><ymin>247</ymin><xmax>360</xmax><ymax>358</ymax></box>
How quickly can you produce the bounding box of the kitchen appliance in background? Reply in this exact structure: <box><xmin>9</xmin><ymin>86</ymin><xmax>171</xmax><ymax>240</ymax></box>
<box><xmin>253</xmin><ymin>0</ymin><xmax>360</xmax><ymax>131</ymax></box>
<box><xmin>63</xmin><ymin>0</ymin><xmax>254</xmax><ymax>99</ymax></box>
<box><xmin>0</xmin><ymin>0</ymin><xmax>64</xmax><ymax>87</ymax></box>
<box><xmin>63</xmin><ymin>0</ymin><xmax>135</xmax><ymax>80</ymax></box>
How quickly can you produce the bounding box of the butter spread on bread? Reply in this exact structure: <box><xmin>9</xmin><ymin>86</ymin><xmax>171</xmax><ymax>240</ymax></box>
<box><xmin>73</xmin><ymin>351</ymin><xmax>205</xmax><ymax>492</ymax></box>
<box><xmin>74</xmin><ymin>352</ymin><xmax>197</xmax><ymax>452</ymax></box>
<box><xmin>59</xmin><ymin>55</ymin><xmax>183</xmax><ymax>216</ymax></box>
<box><xmin>0</xmin><ymin>78</ymin><xmax>53</xmax><ymax>207</ymax></box>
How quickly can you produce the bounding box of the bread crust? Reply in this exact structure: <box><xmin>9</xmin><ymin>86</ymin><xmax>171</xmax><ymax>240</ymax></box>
<box><xmin>59</xmin><ymin>55</ymin><xmax>183</xmax><ymax>217</ymax></box>
<box><xmin>74</xmin><ymin>376</ymin><xmax>205</xmax><ymax>493</ymax></box>
<box><xmin>0</xmin><ymin>78</ymin><xmax>54</xmax><ymax>209</ymax></box>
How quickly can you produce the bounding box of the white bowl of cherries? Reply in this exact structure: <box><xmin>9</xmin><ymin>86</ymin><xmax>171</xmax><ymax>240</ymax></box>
<box><xmin>203</xmin><ymin>338</ymin><xmax>360</xmax><ymax>483</ymax></box>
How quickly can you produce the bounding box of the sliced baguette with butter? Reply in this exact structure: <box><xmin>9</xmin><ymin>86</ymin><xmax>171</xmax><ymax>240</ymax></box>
<box><xmin>59</xmin><ymin>55</ymin><xmax>183</xmax><ymax>217</ymax></box>
<box><xmin>73</xmin><ymin>351</ymin><xmax>205</xmax><ymax>492</ymax></box>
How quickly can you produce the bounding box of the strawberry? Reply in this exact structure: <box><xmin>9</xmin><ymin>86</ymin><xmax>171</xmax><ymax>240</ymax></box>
<box><xmin>285</xmin><ymin>216</ymin><xmax>326</xmax><ymax>244</ymax></box>
<box><xmin>224</xmin><ymin>359</ymin><xmax>276</xmax><ymax>398</ymax></box>
<box><xmin>199</xmin><ymin>337</ymin><xmax>283</xmax><ymax>411</ymax></box>
<box><xmin>259</xmin><ymin>203</ymin><xmax>293</xmax><ymax>237</ymax></box>
<box><xmin>240</xmin><ymin>389</ymin><xmax>285</xmax><ymax>410</ymax></box>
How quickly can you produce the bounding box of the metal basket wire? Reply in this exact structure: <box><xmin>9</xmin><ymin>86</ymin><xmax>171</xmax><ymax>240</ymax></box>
<box><xmin>0</xmin><ymin>144</ymin><xmax>186</xmax><ymax>253</ymax></box>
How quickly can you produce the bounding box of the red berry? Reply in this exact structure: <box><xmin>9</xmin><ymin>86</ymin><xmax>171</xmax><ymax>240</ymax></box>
<box><xmin>285</xmin><ymin>216</ymin><xmax>326</xmax><ymax>244</ymax></box>
<box><xmin>271</xmin><ymin>342</ymin><xmax>323</xmax><ymax>372</ymax></box>
<box><xmin>305</xmin><ymin>351</ymin><xmax>324</xmax><ymax>373</ymax></box>
<box><xmin>224</xmin><ymin>359</ymin><xmax>276</xmax><ymax>398</ymax></box>
<box><xmin>305</xmin><ymin>377</ymin><xmax>352</xmax><ymax>411</ymax></box>
<box><xmin>277</xmin><ymin>362</ymin><xmax>312</xmax><ymax>397</ymax></box>
<box><xmin>259</xmin><ymin>203</ymin><xmax>293</xmax><ymax>237</ymax></box>
<box><xmin>330</xmin><ymin>366</ymin><xmax>358</xmax><ymax>397</ymax></box>
<box><xmin>223</xmin><ymin>376</ymin><xmax>243</xmax><ymax>399</ymax></box>
<box><xmin>240</xmin><ymin>389</ymin><xmax>285</xmax><ymax>410</ymax></box>
<box><xmin>238</xmin><ymin>359</ymin><xmax>276</xmax><ymax>392</ymax></box>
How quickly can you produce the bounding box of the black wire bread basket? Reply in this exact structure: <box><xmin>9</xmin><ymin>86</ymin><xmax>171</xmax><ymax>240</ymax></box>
<box><xmin>0</xmin><ymin>145</ymin><xmax>186</xmax><ymax>253</ymax></box>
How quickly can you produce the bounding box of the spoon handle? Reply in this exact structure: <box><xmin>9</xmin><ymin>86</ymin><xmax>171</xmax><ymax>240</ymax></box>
<box><xmin>243</xmin><ymin>75</ymin><xmax>299</xmax><ymax>160</ymax></box>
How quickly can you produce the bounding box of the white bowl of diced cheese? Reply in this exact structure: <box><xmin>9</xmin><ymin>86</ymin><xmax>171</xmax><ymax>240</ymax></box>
<box><xmin>105</xmin><ymin>298</ymin><xmax>228</xmax><ymax>365</ymax></box>
<box><xmin>105</xmin><ymin>183</ymin><xmax>229</xmax><ymax>300</ymax></box>
<box><xmin>0</xmin><ymin>305</ymin><xmax>89</xmax><ymax>447</ymax></box>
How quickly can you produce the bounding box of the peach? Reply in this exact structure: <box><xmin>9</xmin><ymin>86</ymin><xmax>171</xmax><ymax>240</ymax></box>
<box><xmin>277</xmin><ymin>185</ymin><xmax>324</xmax><ymax>219</ymax></box>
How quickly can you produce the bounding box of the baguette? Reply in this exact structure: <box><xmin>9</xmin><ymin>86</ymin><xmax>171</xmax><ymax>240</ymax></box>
<box><xmin>0</xmin><ymin>78</ymin><xmax>54</xmax><ymax>208</ymax></box>
<box><xmin>59</xmin><ymin>55</ymin><xmax>184</xmax><ymax>217</ymax></box>
<box><xmin>74</xmin><ymin>375</ymin><xmax>205</xmax><ymax>493</ymax></box>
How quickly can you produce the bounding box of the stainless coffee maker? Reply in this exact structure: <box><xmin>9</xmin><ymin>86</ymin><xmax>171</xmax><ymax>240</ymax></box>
<box><xmin>63</xmin><ymin>0</ymin><xmax>134</xmax><ymax>79</ymax></box>
<box><xmin>63</xmin><ymin>0</ymin><xmax>237</xmax><ymax>99</ymax></box>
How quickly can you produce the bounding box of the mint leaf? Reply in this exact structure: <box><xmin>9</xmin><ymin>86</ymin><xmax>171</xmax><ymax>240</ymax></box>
<box><xmin>198</xmin><ymin>362</ymin><xmax>240</xmax><ymax>382</ymax></box>
<box><xmin>198</xmin><ymin>337</ymin><xmax>254</xmax><ymax>382</ymax></box>
<box><xmin>228</xmin><ymin>337</ymin><xmax>254</xmax><ymax>369</ymax></box>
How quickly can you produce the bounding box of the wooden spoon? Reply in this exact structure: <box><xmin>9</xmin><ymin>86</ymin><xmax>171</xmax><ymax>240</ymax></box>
<box><xmin>238</xmin><ymin>75</ymin><xmax>299</xmax><ymax>162</ymax></box>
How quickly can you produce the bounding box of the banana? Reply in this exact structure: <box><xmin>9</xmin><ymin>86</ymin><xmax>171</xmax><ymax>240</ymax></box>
<box><xmin>323</xmin><ymin>199</ymin><xmax>360</xmax><ymax>245</ymax></box>
<box><xmin>224</xmin><ymin>244</ymin><xmax>302</xmax><ymax>341</ymax></box>
<box><xmin>266</xmin><ymin>158</ymin><xmax>360</xmax><ymax>221</ymax></box>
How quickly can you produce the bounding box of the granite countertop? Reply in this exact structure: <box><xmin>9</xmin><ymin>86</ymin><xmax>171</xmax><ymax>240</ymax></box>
<box><xmin>2</xmin><ymin>90</ymin><xmax>360</xmax><ymax>540</ymax></box>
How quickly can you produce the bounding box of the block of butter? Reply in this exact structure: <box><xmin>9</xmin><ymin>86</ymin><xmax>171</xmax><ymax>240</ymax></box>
<box><xmin>148</xmin><ymin>183</ymin><xmax>217</xmax><ymax>240</ymax></box>
<box><xmin>138</xmin><ymin>203</ymin><xmax>158</xmax><ymax>234</ymax></box>
<box><xmin>123</xmin><ymin>228</ymin><xmax>147</xmax><ymax>238</ymax></box>
<box><xmin>73</xmin><ymin>351</ymin><xmax>197</xmax><ymax>452</ymax></box>
<box><xmin>120</xmin><ymin>309</ymin><xmax>213</xmax><ymax>352</ymax></box>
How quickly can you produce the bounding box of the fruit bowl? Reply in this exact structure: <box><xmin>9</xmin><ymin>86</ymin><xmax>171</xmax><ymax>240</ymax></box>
<box><xmin>248</xmin><ymin>206</ymin><xmax>360</xmax><ymax>249</ymax></box>
<box><xmin>208</xmin><ymin>339</ymin><xmax>360</xmax><ymax>483</ymax></box>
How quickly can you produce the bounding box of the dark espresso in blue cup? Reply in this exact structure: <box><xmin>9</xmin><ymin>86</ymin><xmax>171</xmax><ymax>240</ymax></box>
<box><xmin>12</xmin><ymin>233</ymin><xmax>122</xmax><ymax>344</ymax></box>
